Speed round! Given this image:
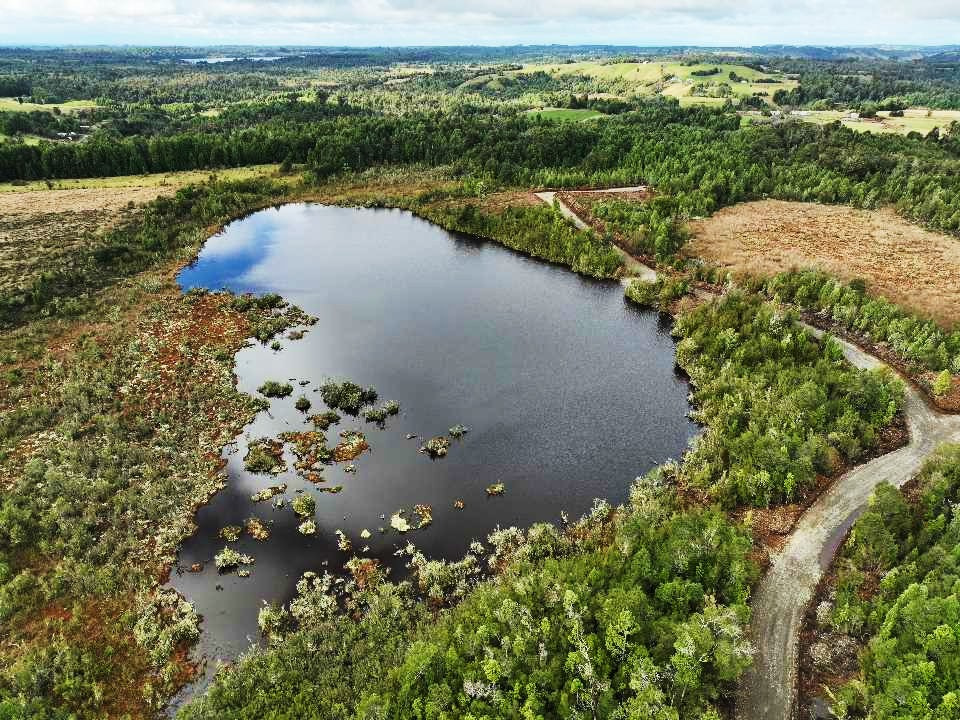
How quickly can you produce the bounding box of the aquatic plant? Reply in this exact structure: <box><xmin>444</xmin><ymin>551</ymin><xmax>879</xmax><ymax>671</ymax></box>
<box><xmin>297</xmin><ymin>520</ymin><xmax>317</xmax><ymax>536</ymax></box>
<box><xmin>448</xmin><ymin>423</ymin><xmax>469</xmax><ymax>438</ymax></box>
<box><xmin>270</xmin><ymin>341</ymin><xmax>282</xmax><ymax>351</ymax></box>
<box><xmin>390</xmin><ymin>510</ymin><xmax>412</xmax><ymax>533</ymax></box>
<box><xmin>413</xmin><ymin>503</ymin><xmax>433</xmax><ymax>528</ymax></box>
<box><xmin>486</xmin><ymin>483</ymin><xmax>505</xmax><ymax>496</ymax></box>
<box><xmin>250</xmin><ymin>483</ymin><xmax>287</xmax><ymax>502</ymax></box>
<box><xmin>294</xmin><ymin>395</ymin><xmax>312</xmax><ymax>412</ymax></box>
<box><xmin>420</xmin><ymin>436</ymin><xmax>450</xmax><ymax>458</ymax></box>
<box><xmin>308</xmin><ymin>410</ymin><xmax>341</xmax><ymax>430</ymax></box>
<box><xmin>281</xmin><ymin>430</ymin><xmax>333</xmax><ymax>473</ymax></box>
<box><xmin>258</xmin><ymin>380</ymin><xmax>293</xmax><ymax>398</ymax></box>
<box><xmin>218</xmin><ymin>525</ymin><xmax>242</xmax><ymax>542</ymax></box>
<box><xmin>333</xmin><ymin>430</ymin><xmax>369</xmax><ymax>462</ymax></box>
<box><xmin>291</xmin><ymin>494</ymin><xmax>316</xmax><ymax>518</ymax></box>
<box><xmin>319</xmin><ymin>379</ymin><xmax>378</xmax><ymax>414</ymax></box>
<box><xmin>214</xmin><ymin>546</ymin><xmax>254</xmax><ymax>571</ymax></box>
<box><xmin>336</xmin><ymin>530</ymin><xmax>352</xmax><ymax>552</ymax></box>
<box><xmin>245</xmin><ymin>517</ymin><xmax>270</xmax><ymax>541</ymax></box>
<box><xmin>243</xmin><ymin>437</ymin><xmax>286</xmax><ymax>474</ymax></box>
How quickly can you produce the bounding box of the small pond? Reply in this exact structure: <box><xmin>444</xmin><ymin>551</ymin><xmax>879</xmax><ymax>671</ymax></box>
<box><xmin>170</xmin><ymin>203</ymin><xmax>696</xmax><ymax>701</ymax></box>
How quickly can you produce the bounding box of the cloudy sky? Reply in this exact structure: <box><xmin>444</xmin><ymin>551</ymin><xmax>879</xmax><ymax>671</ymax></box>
<box><xmin>2</xmin><ymin>0</ymin><xmax>959</xmax><ymax>46</ymax></box>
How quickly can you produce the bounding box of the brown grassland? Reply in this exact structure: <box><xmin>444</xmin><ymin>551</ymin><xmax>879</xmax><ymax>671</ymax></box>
<box><xmin>686</xmin><ymin>199</ymin><xmax>960</xmax><ymax>328</ymax></box>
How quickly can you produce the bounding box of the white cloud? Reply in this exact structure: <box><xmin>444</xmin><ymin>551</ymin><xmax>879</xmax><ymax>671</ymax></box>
<box><xmin>0</xmin><ymin>0</ymin><xmax>958</xmax><ymax>45</ymax></box>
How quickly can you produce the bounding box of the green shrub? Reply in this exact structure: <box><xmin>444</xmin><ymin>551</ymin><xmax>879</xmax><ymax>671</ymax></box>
<box><xmin>258</xmin><ymin>380</ymin><xmax>293</xmax><ymax>398</ymax></box>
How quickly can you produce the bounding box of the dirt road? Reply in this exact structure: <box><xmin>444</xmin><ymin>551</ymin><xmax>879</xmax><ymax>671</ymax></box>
<box><xmin>535</xmin><ymin>189</ymin><xmax>657</xmax><ymax>283</ymax></box>
<box><xmin>736</xmin><ymin>328</ymin><xmax>960</xmax><ymax>720</ymax></box>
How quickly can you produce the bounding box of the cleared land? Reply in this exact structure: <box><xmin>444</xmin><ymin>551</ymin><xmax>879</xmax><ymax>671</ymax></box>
<box><xmin>688</xmin><ymin>199</ymin><xmax>960</xmax><ymax>327</ymax></box>
<box><xmin>462</xmin><ymin>60</ymin><xmax>795</xmax><ymax>105</ymax></box>
<box><xmin>797</xmin><ymin>108</ymin><xmax>960</xmax><ymax>135</ymax></box>
<box><xmin>0</xmin><ymin>97</ymin><xmax>99</xmax><ymax>113</ymax></box>
<box><xmin>0</xmin><ymin>186</ymin><xmax>176</xmax><ymax>294</ymax></box>
<box><xmin>524</xmin><ymin>107</ymin><xmax>605</xmax><ymax>121</ymax></box>
<box><xmin>0</xmin><ymin>164</ymin><xmax>279</xmax><ymax>193</ymax></box>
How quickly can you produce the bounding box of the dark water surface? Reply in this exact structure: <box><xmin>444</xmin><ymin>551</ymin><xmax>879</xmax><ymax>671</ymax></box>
<box><xmin>170</xmin><ymin>204</ymin><xmax>695</xmax><ymax>701</ymax></box>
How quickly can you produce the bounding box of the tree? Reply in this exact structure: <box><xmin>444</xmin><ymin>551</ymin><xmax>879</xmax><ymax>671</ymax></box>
<box><xmin>933</xmin><ymin>370</ymin><xmax>953</xmax><ymax>396</ymax></box>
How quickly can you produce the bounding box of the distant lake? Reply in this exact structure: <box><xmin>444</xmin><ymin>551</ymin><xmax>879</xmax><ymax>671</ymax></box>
<box><xmin>181</xmin><ymin>56</ymin><xmax>285</xmax><ymax>64</ymax></box>
<box><xmin>169</xmin><ymin>204</ymin><xmax>696</xmax><ymax>705</ymax></box>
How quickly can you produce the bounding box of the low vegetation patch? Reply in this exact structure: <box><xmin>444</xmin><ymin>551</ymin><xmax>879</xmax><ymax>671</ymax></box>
<box><xmin>178</xmin><ymin>474</ymin><xmax>755</xmax><ymax>719</ymax></box>
<box><xmin>258</xmin><ymin>380</ymin><xmax>293</xmax><ymax>398</ymax></box>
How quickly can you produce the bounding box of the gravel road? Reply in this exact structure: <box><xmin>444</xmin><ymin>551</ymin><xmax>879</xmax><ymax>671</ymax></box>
<box><xmin>736</xmin><ymin>328</ymin><xmax>960</xmax><ymax>720</ymax></box>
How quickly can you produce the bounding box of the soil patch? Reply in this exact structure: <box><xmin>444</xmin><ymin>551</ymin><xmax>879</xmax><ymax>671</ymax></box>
<box><xmin>688</xmin><ymin>199</ymin><xmax>960</xmax><ymax>328</ymax></box>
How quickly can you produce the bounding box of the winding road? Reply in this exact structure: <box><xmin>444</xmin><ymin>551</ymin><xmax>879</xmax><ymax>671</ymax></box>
<box><xmin>539</xmin><ymin>189</ymin><xmax>960</xmax><ymax>719</ymax></box>
<box><xmin>737</xmin><ymin>329</ymin><xmax>960</xmax><ymax>720</ymax></box>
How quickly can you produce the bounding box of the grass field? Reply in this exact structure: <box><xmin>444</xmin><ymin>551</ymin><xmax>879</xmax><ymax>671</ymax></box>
<box><xmin>525</xmin><ymin>107</ymin><xmax>605</xmax><ymax>121</ymax></box>
<box><xmin>0</xmin><ymin>97</ymin><xmax>99</xmax><ymax>113</ymax></box>
<box><xmin>0</xmin><ymin>164</ymin><xmax>281</xmax><ymax>193</ymax></box>
<box><xmin>462</xmin><ymin>60</ymin><xmax>796</xmax><ymax>105</ymax></box>
<box><xmin>687</xmin><ymin>199</ymin><xmax>960</xmax><ymax>327</ymax></box>
<box><xmin>0</xmin><ymin>132</ymin><xmax>44</xmax><ymax>145</ymax></box>
<box><xmin>797</xmin><ymin>108</ymin><xmax>960</xmax><ymax>135</ymax></box>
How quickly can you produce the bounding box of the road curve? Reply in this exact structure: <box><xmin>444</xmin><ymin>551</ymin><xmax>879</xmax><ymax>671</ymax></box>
<box><xmin>736</xmin><ymin>328</ymin><xmax>960</xmax><ymax>720</ymax></box>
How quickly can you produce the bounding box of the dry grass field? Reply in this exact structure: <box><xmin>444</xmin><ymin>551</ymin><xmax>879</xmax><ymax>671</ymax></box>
<box><xmin>0</xmin><ymin>186</ymin><xmax>179</xmax><ymax>294</ymax></box>
<box><xmin>0</xmin><ymin>165</ymin><xmax>284</xmax><ymax>295</ymax></box>
<box><xmin>688</xmin><ymin>199</ymin><xmax>960</xmax><ymax>327</ymax></box>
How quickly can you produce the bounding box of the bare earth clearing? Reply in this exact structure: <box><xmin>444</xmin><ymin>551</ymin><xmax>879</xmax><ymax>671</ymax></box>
<box><xmin>688</xmin><ymin>199</ymin><xmax>960</xmax><ymax>328</ymax></box>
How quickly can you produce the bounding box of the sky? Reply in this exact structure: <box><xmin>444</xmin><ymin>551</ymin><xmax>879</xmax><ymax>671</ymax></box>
<box><xmin>2</xmin><ymin>0</ymin><xmax>960</xmax><ymax>47</ymax></box>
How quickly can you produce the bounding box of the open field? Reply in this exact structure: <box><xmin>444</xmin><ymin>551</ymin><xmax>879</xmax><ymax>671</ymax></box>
<box><xmin>461</xmin><ymin>60</ymin><xmax>796</xmax><ymax>103</ymax></box>
<box><xmin>0</xmin><ymin>97</ymin><xmax>99</xmax><ymax>113</ymax></box>
<box><xmin>688</xmin><ymin>199</ymin><xmax>960</xmax><ymax>327</ymax></box>
<box><xmin>0</xmin><ymin>185</ymin><xmax>177</xmax><ymax>294</ymax></box>
<box><xmin>797</xmin><ymin>108</ymin><xmax>960</xmax><ymax>135</ymax></box>
<box><xmin>0</xmin><ymin>165</ymin><xmax>287</xmax><ymax>294</ymax></box>
<box><xmin>0</xmin><ymin>163</ymin><xmax>280</xmax><ymax>193</ymax></box>
<box><xmin>524</xmin><ymin>107</ymin><xmax>605</xmax><ymax>121</ymax></box>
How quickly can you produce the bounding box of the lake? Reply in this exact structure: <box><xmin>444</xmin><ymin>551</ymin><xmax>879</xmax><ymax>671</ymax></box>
<box><xmin>170</xmin><ymin>203</ymin><xmax>696</xmax><ymax>700</ymax></box>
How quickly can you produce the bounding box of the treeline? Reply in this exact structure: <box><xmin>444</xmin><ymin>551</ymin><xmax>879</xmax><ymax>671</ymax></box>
<box><xmin>7</xmin><ymin>100</ymin><xmax>960</xmax><ymax>249</ymax></box>
<box><xmin>767</xmin><ymin>57</ymin><xmax>960</xmax><ymax>109</ymax></box>
<box><xmin>179</xmin><ymin>474</ymin><xmax>755</xmax><ymax>719</ymax></box>
<box><xmin>673</xmin><ymin>292</ymin><xmax>903</xmax><ymax>507</ymax></box>
<box><xmin>767</xmin><ymin>270</ymin><xmax>960</xmax><ymax>373</ymax></box>
<box><xmin>423</xmin><ymin>202</ymin><xmax>623</xmax><ymax>278</ymax></box>
<box><xmin>823</xmin><ymin>444</ymin><xmax>960</xmax><ymax>719</ymax></box>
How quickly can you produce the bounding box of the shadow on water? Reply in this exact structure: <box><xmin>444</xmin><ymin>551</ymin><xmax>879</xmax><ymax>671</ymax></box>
<box><xmin>167</xmin><ymin>204</ymin><xmax>697</xmax><ymax>710</ymax></box>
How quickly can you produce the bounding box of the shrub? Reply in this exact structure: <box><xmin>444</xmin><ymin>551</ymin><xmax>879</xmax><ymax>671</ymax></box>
<box><xmin>258</xmin><ymin>380</ymin><xmax>293</xmax><ymax>398</ymax></box>
<box><xmin>933</xmin><ymin>369</ymin><xmax>952</xmax><ymax>396</ymax></box>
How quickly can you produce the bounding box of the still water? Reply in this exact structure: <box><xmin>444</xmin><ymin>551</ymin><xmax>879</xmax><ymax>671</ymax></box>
<box><xmin>170</xmin><ymin>203</ymin><xmax>695</xmax><ymax>698</ymax></box>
